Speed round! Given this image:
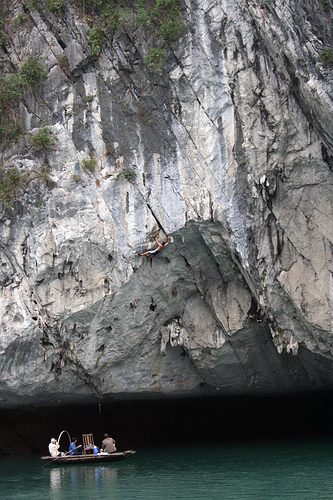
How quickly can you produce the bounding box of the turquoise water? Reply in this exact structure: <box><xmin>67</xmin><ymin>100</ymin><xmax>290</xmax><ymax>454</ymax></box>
<box><xmin>1</xmin><ymin>440</ymin><xmax>333</xmax><ymax>499</ymax></box>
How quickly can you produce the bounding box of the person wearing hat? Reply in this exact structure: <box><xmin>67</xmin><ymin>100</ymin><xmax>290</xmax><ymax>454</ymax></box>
<box><xmin>48</xmin><ymin>438</ymin><xmax>60</xmax><ymax>457</ymax></box>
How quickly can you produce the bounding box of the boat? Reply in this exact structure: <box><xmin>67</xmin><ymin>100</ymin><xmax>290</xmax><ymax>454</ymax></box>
<box><xmin>41</xmin><ymin>450</ymin><xmax>136</xmax><ymax>465</ymax></box>
<box><xmin>41</xmin><ymin>430</ymin><xmax>136</xmax><ymax>465</ymax></box>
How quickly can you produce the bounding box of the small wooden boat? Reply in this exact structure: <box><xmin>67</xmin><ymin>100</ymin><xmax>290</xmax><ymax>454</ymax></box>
<box><xmin>41</xmin><ymin>450</ymin><xmax>136</xmax><ymax>465</ymax></box>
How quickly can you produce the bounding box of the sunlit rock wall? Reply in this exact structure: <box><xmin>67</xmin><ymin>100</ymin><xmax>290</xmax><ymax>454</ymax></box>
<box><xmin>0</xmin><ymin>0</ymin><xmax>332</xmax><ymax>408</ymax></box>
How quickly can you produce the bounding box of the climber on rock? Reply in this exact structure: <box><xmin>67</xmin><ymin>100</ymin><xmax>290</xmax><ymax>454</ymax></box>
<box><xmin>139</xmin><ymin>236</ymin><xmax>170</xmax><ymax>261</ymax></box>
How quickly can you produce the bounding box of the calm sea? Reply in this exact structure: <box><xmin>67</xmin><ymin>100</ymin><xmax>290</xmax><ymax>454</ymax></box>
<box><xmin>1</xmin><ymin>440</ymin><xmax>333</xmax><ymax>499</ymax></box>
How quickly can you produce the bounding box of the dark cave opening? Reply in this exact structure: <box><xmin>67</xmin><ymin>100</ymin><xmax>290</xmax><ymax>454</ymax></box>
<box><xmin>1</xmin><ymin>390</ymin><xmax>333</xmax><ymax>456</ymax></box>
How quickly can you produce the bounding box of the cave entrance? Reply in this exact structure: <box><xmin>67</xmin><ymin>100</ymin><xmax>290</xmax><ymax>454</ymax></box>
<box><xmin>1</xmin><ymin>390</ymin><xmax>333</xmax><ymax>455</ymax></box>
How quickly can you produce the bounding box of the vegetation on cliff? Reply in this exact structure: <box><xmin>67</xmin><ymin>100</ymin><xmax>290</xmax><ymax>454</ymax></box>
<box><xmin>0</xmin><ymin>0</ymin><xmax>186</xmax><ymax>151</ymax></box>
<box><xmin>0</xmin><ymin>57</ymin><xmax>47</xmax><ymax>148</ymax></box>
<box><xmin>83</xmin><ymin>0</ymin><xmax>186</xmax><ymax>66</ymax></box>
<box><xmin>0</xmin><ymin>166</ymin><xmax>24</xmax><ymax>208</ymax></box>
<box><xmin>24</xmin><ymin>0</ymin><xmax>185</xmax><ymax>62</ymax></box>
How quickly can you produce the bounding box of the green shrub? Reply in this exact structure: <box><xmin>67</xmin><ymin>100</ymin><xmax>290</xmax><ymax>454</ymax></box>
<box><xmin>102</xmin><ymin>3</ymin><xmax>127</xmax><ymax>31</ymax></box>
<box><xmin>150</xmin><ymin>0</ymin><xmax>186</xmax><ymax>43</ymax></box>
<box><xmin>0</xmin><ymin>74</ymin><xmax>24</xmax><ymax>112</ymax></box>
<box><xmin>14</xmin><ymin>13</ymin><xmax>28</xmax><ymax>25</ymax></box>
<box><xmin>88</xmin><ymin>25</ymin><xmax>106</xmax><ymax>55</ymax></box>
<box><xmin>76</xmin><ymin>0</ymin><xmax>186</xmax><ymax>72</ymax></box>
<box><xmin>2</xmin><ymin>123</ymin><xmax>23</xmax><ymax>148</ymax></box>
<box><xmin>0</xmin><ymin>60</ymin><xmax>47</xmax><ymax>114</ymax></box>
<box><xmin>57</xmin><ymin>53</ymin><xmax>69</xmax><ymax>73</ymax></box>
<box><xmin>20</xmin><ymin>56</ymin><xmax>48</xmax><ymax>87</ymax></box>
<box><xmin>0</xmin><ymin>58</ymin><xmax>48</xmax><ymax>148</ymax></box>
<box><xmin>82</xmin><ymin>156</ymin><xmax>97</xmax><ymax>173</ymax></box>
<box><xmin>135</xmin><ymin>0</ymin><xmax>186</xmax><ymax>43</ymax></box>
<box><xmin>0</xmin><ymin>8</ymin><xmax>49</xmax><ymax>149</ymax></box>
<box><xmin>46</xmin><ymin>0</ymin><xmax>65</xmax><ymax>14</ymax></box>
<box><xmin>26</xmin><ymin>0</ymin><xmax>65</xmax><ymax>13</ymax></box>
<box><xmin>0</xmin><ymin>2</ymin><xmax>9</xmax><ymax>50</ymax></box>
<box><xmin>26</xmin><ymin>0</ymin><xmax>40</xmax><ymax>9</ymax></box>
<box><xmin>135</xmin><ymin>1</ymin><xmax>150</xmax><ymax>26</ymax></box>
<box><xmin>0</xmin><ymin>167</ymin><xmax>23</xmax><ymax>208</ymax></box>
<box><xmin>145</xmin><ymin>47</ymin><xmax>166</xmax><ymax>72</ymax></box>
<box><xmin>37</xmin><ymin>163</ymin><xmax>55</xmax><ymax>187</ymax></box>
<box><xmin>31</xmin><ymin>128</ymin><xmax>57</xmax><ymax>151</ymax></box>
<box><xmin>115</xmin><ymin>168</ymin><xmax>136</xmax><ymax>181</ymax></box>
<box><xmin>87</xmin><ymin>94</ymin><xmax>94</xmax><ymax>102</ymax></box>
<box><xmin>0</xmin><ymin>74</ymin><xmax>25</xmax><ymax>147</ymax></box>
<box><xmin>77</xmin><ymin>0</ymin><xmax>129</xmax><ymax>17</ymax></box>
<box><xmin>77</xmin><ymin>0</ymin><xmax>105</xmax><ymax>16</ymax></box>
<box><xmin>320</xmin><ymin>47</ymin><xmax>333</xmax><ymax>66</ymax></box>
<box><xmin>158</xmin><ymin>17</ymin><xmax>185</xmax><ymax>43</ymax></box>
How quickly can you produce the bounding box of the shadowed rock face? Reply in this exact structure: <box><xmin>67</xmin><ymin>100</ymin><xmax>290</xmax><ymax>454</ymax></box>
<box><xmin>0</xmin><ymin>0</ymin><xmax>332</xmax><ymax>408</ymax></box>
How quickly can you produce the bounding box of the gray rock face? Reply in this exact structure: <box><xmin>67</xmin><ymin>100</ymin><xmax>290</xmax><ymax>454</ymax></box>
<box><xmin>0</xmin><ymin>0</ymin><xmax>332</xmax><ymax>408</ymax></box>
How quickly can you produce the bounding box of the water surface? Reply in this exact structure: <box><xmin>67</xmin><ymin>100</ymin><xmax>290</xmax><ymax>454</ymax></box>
<box><xmin>1</xmin><ymin>440</ymin><xmax>333</xmax><ymax>499</ymax></box>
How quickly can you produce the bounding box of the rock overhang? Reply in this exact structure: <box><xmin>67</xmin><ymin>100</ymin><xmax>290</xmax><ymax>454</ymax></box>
<box><xmin>0</xmin><ymin>0</ymin><xmax>333</xmax><ymax>409</ymax></box>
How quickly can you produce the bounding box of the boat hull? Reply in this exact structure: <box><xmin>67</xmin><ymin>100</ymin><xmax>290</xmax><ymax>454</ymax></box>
<box><xmin>41</xmin><ymin>450</ymin><xmax>136</xmax><ymax>465</ymax></box>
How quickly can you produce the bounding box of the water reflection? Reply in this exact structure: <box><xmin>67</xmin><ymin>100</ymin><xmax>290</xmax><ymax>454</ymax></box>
<box><xmin>50</xmin><ymin>468</ymin><xmax>61</xmax><ymax>491</ymax></box>
<box><xmin>49</xmin><ymin>464</ymin><xmax>119</xmax><ymax>493</ymax></box>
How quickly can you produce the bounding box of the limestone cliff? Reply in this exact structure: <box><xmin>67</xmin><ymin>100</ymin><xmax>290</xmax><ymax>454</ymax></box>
<box><xmin>0</xmin><ymin>0</ymin><xmax>332</xmax><ymax>408</ymax></box>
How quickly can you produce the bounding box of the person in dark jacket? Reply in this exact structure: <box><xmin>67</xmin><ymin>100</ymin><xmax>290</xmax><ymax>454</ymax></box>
<box><xmin>100</xmin><ymin>433</ymin><xmax>117</xmax><ymax>453</ymax></box>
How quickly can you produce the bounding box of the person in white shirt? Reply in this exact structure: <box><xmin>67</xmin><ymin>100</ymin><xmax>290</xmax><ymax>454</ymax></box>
<box><xmin>48</xmin><ymin>438</ymin><xmax>60</xmax><ymax>457</ymax></box>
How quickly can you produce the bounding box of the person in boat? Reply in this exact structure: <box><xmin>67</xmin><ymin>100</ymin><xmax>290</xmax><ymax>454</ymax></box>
<box><xmin>48</xmin><ymin>438</ymin><xmax>61</xmax><ymax>458</ymax></box>
<box><xmin>69</xmin><ymin>437</ymin><xmax>82</xmax><ymax>455</ymax></box>
<box><xmin>100</xmin><ymin>433</ymin><xmax>117</xmax><ymax>453</ymax></box>
<box><xmin>139</xmin><ymin>236</ymin><xmax>170</xmax><ymax>261</ymax></box>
